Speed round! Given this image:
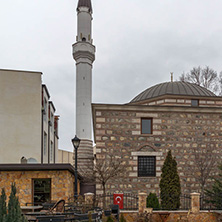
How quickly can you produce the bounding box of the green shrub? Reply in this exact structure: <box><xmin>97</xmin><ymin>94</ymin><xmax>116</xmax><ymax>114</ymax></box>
<box><xmin>0</xmin><ymin>188</ymin><xmax>7</xmax><ymax>222</ymax></box>
<box><xmin>159</xmin><ymin>150</ymin><xmax>181</xmax><ymax>210</ymax></box>
<box><xmin>106</xmin><ymin>215</ymin><xmax>114</xmax><ymax>222</ymax></box>
<box><xmin>120</xmin><ymin>213</ymin><xmax>126</xmax><ymax>222</ymax></box>
<box><xmin>205</xmin><ymin>164</ymin><xmax>222</xmax><ymax>208</ymax></box>
<box><xmin>6</xmin><ymin>183</ymin><xmax>27</xmax><ymax>222</ymax></box>
<box><xmin>146</xmin><ymin>193</ymin><xmax>160</xmax><ymax>209</ymax></box>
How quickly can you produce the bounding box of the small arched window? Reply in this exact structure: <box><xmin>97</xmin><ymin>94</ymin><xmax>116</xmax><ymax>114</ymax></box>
<box><xmin>82</xmin><ymin>37</ymin><xmax>86</xmax><ymax>42</ymax></box>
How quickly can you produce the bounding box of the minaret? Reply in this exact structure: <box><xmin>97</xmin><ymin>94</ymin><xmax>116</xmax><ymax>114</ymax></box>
<box><xmin>72</xmin><ymin>0</ymin><xmax>95</xmax><ymax>177</ymax></box>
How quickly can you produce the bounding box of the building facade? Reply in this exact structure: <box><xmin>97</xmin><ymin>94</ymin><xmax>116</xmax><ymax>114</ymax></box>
<box><xmin>92</xmin><ymin>81</ymin><xmax>222</xmax><ymax>195</ymax></box>
<box><xmin>0</xmin><ymin>164</ymin><xmax>80</xmax><ymax>206</ymax></box>
<box><xmin>0</xmin><ymin>69</ymin><xmax>59</xmax><ymax>164</ymax></box>
<box><xmin>71</xmin><ymin>0</ymin><xmax>222</xmax><ymax>196</ymax></box>
<box><xmin>58</xmin><ymin>150</ymin><xmax>74</xmax><ymax>164</ymax></box>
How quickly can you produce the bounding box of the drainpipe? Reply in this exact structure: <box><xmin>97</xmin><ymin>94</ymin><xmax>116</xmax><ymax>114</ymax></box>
<box><xmin>41</xmin><ymin>108</ymin><xmax>44</xmax><ymax>164</ymax></box>
<box><xmin>54</xmin><ymin>132</ymin><xmax>56</xmax><ymax>163</ymax></box>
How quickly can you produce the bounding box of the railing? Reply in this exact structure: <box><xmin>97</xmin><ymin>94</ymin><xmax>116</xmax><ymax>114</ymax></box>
<box><xmin>94</xmin><ymin>193</ymin><xmax>138</xmax><ymax>210</ymax></box>
<box><xmin>123</xmin><ymin>193</ymin><xmax>138</xmax><ymax>210</ymax></box>
<box><xmin>94</xmin><ymin>193</ymin><xmax>191</xmax><ymax>211</ymax></box>
<box><xmin>200</xmin><ymin>194</ymin><xmax>222</xmax><ymax>210</ymax></box>
<box><xmin>155</xmin><ymin>194</ymin><xmax>191</xmax><ymax>210</ymax></box>
<box><xmin>180</xmin><ymin>194</ymin><xmax>191</xmax><ymax>210</ymax></box>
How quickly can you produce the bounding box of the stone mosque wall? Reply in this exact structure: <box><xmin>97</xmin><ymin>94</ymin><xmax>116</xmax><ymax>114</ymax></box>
<box><xmin>93</xmin><ymin>104</ymin><xmax>222</xmax><ymax>195</ymax></box>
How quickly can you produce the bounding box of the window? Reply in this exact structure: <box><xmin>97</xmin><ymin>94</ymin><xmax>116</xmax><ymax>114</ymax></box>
<box><xmin>54</xmin><ymin>116</ymin><xmax>58</xmax><ymax>137</ymax></box>
<box><xmin>43</xmin><ymin>132</ymin><xmax>47</xmax><ymax>156</ymax></box>
<box><xmin>50</xmin><ymin>141</ymin><xmax>53</xmax><ymax>162</ymax></box>
<box><xmin>138</xmin><ymin>156</ymin><xmax>156</xmax><ymax>177</ymax></box>
<box><xmin>191</xmin><ymin>99</ymin><xmax>199</xmax><ymax>107</ymax></box>
<box><xmin>50</xmin><ymin>112</ymin><xmax>54</xmax><ymax>132</ymax></box>
<box><xmin>33</xmin><ymin>179</ymin><xmax>51</xmax><ymax>204</ymax></box>
<box><xmin>141</xmin><ymin>118</ymin><xmax>152</xmax><ymax>134</ymax></box>
<box><xmin>43</xmin><ymin>98</ymin><xmax>47</xmax><ymax>121</ymax></box>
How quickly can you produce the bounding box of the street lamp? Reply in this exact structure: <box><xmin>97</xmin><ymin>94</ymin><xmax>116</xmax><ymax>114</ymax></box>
<box><xmin>71</xmin><ymin>135</ymin><xmax>81</xmax><ymax>200</ymax></box>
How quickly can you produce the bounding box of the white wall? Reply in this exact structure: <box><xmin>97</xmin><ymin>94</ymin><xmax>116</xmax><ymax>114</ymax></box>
<box><xmin>0</xmin><ymin>69</ymin><xmax>42</xmax><ymax>163</ymax></box>
<box><xmin>58</xmin><ymin>149</ymin><xmax>73</xmax><ymax>164</ymax></box>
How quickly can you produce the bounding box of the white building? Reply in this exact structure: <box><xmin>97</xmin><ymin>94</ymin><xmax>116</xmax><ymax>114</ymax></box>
<box><xmin>0</xmin><ymin>69</ymin><xmax>59</xmax><ymax>164</ymax></box>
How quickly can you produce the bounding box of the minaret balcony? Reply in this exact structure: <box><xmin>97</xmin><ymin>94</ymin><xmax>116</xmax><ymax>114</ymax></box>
<box><xmin>72</xmin><ymin>41</ymin><xmax>95</xmax><ymax>63</ymax></box>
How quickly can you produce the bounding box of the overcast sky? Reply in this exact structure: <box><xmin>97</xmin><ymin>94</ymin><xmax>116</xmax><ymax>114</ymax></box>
<box><xmin>1</xmin><ymin>0</ymin><xmax>222</xmax><ymax>151</ymax></box>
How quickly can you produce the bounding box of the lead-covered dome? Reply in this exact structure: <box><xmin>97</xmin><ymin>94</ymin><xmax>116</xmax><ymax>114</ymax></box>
<box><xmin>130</xmin><ymin>81</ymin><xmax>216</xmax><ymax>103</ymax></box>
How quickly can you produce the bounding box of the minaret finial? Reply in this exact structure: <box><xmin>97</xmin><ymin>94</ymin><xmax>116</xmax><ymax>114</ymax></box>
<box><xmin>77</xmin><ymin>0</ymin><xmax>92</xmax><ymax>12</ymax></box>
<box><xmin>171</xmin><ymin>72</ymin><xmax>173</xmax><ymax>82</ymax></box>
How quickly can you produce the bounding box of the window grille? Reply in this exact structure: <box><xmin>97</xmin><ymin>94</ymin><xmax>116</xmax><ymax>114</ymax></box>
<box><xmin>138</xmin><ymin>156</ymin><xmax>156</xmax><ymax>177</ymax></box>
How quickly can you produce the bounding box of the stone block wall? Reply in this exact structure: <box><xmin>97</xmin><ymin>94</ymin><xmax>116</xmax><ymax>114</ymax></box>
<box><xmin>121</xmin><ymin>211</ymin><xmax>220</xmax><ymax>222</ymax></box>
<box><xmin>0</xmin><ymin>170</ymin><xmax>75</xmax><ymax>206</ymax></box>
<box><xmin>93</xmin><ymin>105</ymin><xmax>222</xmax><ymax>195</ymax></box>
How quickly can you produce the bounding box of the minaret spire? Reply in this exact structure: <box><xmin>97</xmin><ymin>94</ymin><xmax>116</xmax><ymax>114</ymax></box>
<box><xmin>77</xmin><ymin>0</ymin><xmax>92</xmax><ymax>12</ymax></box>
<box><xmin>72</xmin><ymin>0</ymin><xmax>95</xmax><ymax>190</ymax></box>
<box><xmin>76</xmin><ymin>0</ymin><xmax>93</xmax><ymax>44</ymax></box>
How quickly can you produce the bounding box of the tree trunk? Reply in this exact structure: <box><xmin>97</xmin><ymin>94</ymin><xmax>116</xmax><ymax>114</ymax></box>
<box><xmin>102</xmin><ymin>183</ymin><xmax>106</xmax><ymax>209</ymax></box>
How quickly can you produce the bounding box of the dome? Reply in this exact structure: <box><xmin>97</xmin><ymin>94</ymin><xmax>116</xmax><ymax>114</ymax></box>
<box><xmin>130</xmin><ymin>81</ymin><xmax>216</xmax><ymax>103</ymax></box>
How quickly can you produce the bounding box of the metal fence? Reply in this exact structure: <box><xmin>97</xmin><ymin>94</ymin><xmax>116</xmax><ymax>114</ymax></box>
<box><xmin>200</xmin><ymin>194</ymin><xmax>222</xmax><ymax>210</ymax></box>
<box><xmin>180</xmin><ymin>194</ymin><xmax>191</xmax><ymax>210</ymax></box>
<box><xmin>94</xmin><ymin>193</ymin><xmax>138</xmax><ymax>210</ymax></box>
<box><xmin>94</xmin><ymin>193</ymin><xmax>192</xmax><ymax>211</ymax></box>
<box><xmin>123</xmin><ymin>193</ymin><xmax>138</xmax><ymax>210</ymax></box>
<box><xmin>155</xmin><ymin>194</ymin><xmax>191</xmax><ymax>210</ymax></box>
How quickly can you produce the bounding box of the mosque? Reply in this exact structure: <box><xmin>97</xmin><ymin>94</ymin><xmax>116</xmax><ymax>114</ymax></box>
<box><xmin>74</xmin><ymin>0</ymin><xmax>222</xmax><ymax>195</ymax></box>
<box><xmin>0</xmin><ymin>0</ymin><xmax>220</xmax><ymax>203</ymax></box>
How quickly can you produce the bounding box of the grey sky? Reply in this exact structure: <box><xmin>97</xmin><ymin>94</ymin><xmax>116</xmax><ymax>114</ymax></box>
<box><xmin>1</xmin><ymin>0</ymin><xmax>222</xmax><ymax>151</ymax></box>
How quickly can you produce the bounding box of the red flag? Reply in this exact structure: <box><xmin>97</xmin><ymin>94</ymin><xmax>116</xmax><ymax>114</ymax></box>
<box><xmin>113</xmin><ymin>193</ymin><xmax>124</xmax><ymax>209</ymax></box>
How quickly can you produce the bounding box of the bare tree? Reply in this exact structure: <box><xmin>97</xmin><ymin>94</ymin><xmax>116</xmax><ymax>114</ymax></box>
<box><xmin>80</xmin><ymin>153</ymin><xmax>125</xmax><ymax>208</ymax></box>
<box><xmin>179</xmin><ymin>66</ymin><xmax>218</xmax><ymax>94</ymax></box>
<box><xmin>189</xmin><ymin>146</ymin><xmax>219</xmax><ymax>195</ymax></box>
<box><xmin>179</xmin><ymin>72</ymin><xmax>186</xmax><ymax>82</ymax></box>
<box><xmin>218</xmin><ymin>72</ymin><xmax>222</xmax><ymax>96</ymax></box>
<box><xmin>94</xmin><ymin>154</ymin><xmax>125</xmax><ymax>195</ymax></box>
<box><xmin>186</xmin><ymin>66</ymin><xmax>202</xmax><ymax>85</ymax></box>
<box><xmin>201</xmin><ymin>66</ymin><xmax>217</xmax><ymax>90</ymax></box>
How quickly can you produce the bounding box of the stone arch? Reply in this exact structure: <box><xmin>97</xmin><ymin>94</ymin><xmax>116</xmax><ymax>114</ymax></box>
<box><xmin>137</xmin><ymin>144</ymin><xmax>156</xmax><ymax>152</ymax></box>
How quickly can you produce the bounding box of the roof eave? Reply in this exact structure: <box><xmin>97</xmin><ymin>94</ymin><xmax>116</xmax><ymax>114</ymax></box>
<box><xmin>0</xmin><ymin>163</ymin><xmax>83</xmax><ymax>180</ymax></box>
<box><xmin>129</xmin><ymin>94</ymin><xmax>222</xmax><ymax>105</ymax></box>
